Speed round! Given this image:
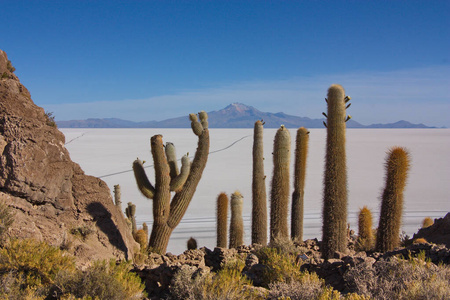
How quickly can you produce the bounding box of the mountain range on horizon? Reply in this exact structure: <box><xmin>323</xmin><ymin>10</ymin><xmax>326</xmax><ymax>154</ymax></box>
<box><xmin>56</xmin><ymin>103</ymin><xmax>435</xmax><ymax>129</ymax></box>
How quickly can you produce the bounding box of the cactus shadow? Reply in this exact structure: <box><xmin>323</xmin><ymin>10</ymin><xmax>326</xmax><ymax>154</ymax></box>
<box><xmin>87</xmin><ymin>202</ymin><xmax>129</xmax><ymax>260</ymax></box>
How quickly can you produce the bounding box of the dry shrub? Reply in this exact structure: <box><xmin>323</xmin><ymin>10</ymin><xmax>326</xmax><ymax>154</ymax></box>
<box><xmin>170</xmin><ymin>264</ymin><xmax>265</xmax><ymax>300</ymax></box>
<box><xmin>344</xmin><ymin>253</ymin><xmax>450</xmax><ymax>299</ymax></box>
<box><xmin>255</xmin><ymin>246</ymin><xmax>303</xmax><ymax>288</ymax></box>
<box><xmin>54</xmin><ymin>260</ymin><xmax>146</xmax><ymax>300</ymax></box>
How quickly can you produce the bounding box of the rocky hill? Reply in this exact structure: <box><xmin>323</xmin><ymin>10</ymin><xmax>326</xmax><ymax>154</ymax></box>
<box><xmin>57</xmin><ymin>103</ymin><xmax>433</xmax><ymax>129</ymax></box>
<box><xmin>0</xmin><ymin>49</ymin><xmax>138</xmax><ymax>266</ymax></box>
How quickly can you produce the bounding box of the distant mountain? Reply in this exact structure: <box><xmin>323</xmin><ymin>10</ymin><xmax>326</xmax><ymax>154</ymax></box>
<box><xmin>57</xmin><ymin>103</ymin><xmax>434</xmax><ymax>129</ymax></box>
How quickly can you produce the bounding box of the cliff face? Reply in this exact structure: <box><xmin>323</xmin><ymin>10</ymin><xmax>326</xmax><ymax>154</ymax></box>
<box><xmin>0</xmin><ymin>50</ymin><xmax>137</xmax><ymax>265</ymax></box>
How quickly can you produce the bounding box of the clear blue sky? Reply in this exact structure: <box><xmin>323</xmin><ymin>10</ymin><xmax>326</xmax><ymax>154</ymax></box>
<box><xmin>1</xmin><ymin>1</ymin><xmax>449</xmax><ymax>126</ymax></box>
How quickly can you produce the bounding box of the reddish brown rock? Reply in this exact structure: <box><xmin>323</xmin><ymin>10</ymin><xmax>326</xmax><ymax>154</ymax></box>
<box><xmin>413</xmin><ymin>213</ymin><xmax>450</xmax><ymax>248</ymax></box>
<box><xmin>0</xmin><ymin>49</ymin><xmax>138</xmax><ymax>266</ymax></box>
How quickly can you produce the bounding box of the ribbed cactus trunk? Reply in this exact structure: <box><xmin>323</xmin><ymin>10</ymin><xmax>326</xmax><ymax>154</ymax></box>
<box><xmin>217</xmin><ymin>192</ymin><xmax>229</xmax><ymax>248</ymax></box>
<box><xmin>114</xmin><ymin>184</ymin><xmax>122</xmax><ymax>210</ymax></box>
<box><xmin>270</xmin><ymin>125</ymin><xmax>291</xmax><ymax>242</ymax></box>
<box><xmin>125</xmin><ymin>202</ymin><xmax>137</xmax><ymax>235</ymax></box>
<box><xmin>229</xmin><ymin>191</ymin><xmax>244</xmax><ymax>248</ymax></box>
<box><xmin>322</xmin><ymin>84</ymin><xmax>351</xmax><ymax>259</ymax></box>
<box><xmin>291</xmin><ymin>127</ymin><xmax>309</xmax><ymax>242</ymax></box>
<box><xmin>376</xmin><ymin>147</ymin><xmax>410</xmax><ymax>252</ymax></box>
<box><xmin>252</xmin><ymin>120</ymin><xmax>267</xmax><ymax>245</ymax></box>
<box><xmin>358</xmin><ymin>206</ymin><xmax>374</xmax><ymax>251</ymax></box>
<box><xmin>132</xmin><ymin>112</ymin><xmax>210</xmax><ymax>254</ymax></box>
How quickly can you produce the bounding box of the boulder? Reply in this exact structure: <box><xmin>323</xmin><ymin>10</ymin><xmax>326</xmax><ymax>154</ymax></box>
<box><xmin>0</xmin><ymin>49</ymin><xmax>138</xmax><ymax>266</ymax></box>
<box><xmin>413</xmin><ymin>213</ymin><xmax>450</xmax><ymax>248</ymax></box>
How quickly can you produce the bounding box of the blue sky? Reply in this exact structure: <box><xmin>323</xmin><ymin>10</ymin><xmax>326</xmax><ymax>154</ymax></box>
<box><xmin>1</xmin><ymin>1</ymin><xmax>449</xmax><ymax>126</ymax></box>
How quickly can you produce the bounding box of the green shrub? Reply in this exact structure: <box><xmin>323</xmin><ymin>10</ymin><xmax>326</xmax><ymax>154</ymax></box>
<box><xmin>0</xmin><ymin>238</ymin><xmax>75</xmax><ymax>287</ymax></box>
<box><xmin>256</xmin><ymin>246</ymin><xmax>302</xmax><ymax>288</ymax></box>
<box><xmin>55</xmin><ymin>260</ymin><xmax>146</xmax><ymax>300</ymax></box>
<box><xmin>44</xmin><ymin>111</ymin><xmax>57</xmax><ymax>127</ymax></box>
<box><xmin>0</xmin><ymin>202</ymin><xmax>14</xmax><ymax>243</ymax></box>
<box><xmin>1</xmin><ymin>72</ymin><xmax>8</xmax><ymax>79</ymax></box>
<box><xmin>70</xmin><ymin>225</ymin><xmax>93</xmax><ymax>240</ymax></box>
<box><xmin>6</xmin><ymin>61</ymin><xmax>15</xmax><ymax>73</ymax></box>
<box><xmin>170</xmin><ymin>265</ymin><xmax>265</xmax><ymax>300</ymax></box>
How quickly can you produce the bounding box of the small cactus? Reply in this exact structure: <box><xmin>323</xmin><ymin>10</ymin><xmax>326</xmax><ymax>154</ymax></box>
<box><xmin>270</xmin><ymin>125</ymin><xmax>291</xmax><ymax>242</ymax></box>
<box><xmin>134</xmin><ymin>229</ymin><xmax>148</xmax><ymax>252</ymax></box>
<box><xmin>376</xmin><ymin>147</ymin><xmax>410</xmax><ymax>252</ymax></box>
<box><xmin>187</xmin><ymin>237</ymin><xmax>198</xmax><ymax>250</ymax></box>
<box><xmin>125</xmin><ymin>202</ymin><xmax>137</xmax><ymax>235</ymax></box>
<box><xmin>217</xmin><ymin>192</ymin><xmax>229</xmax><ymax>248</ymax></box>
<box><xmin>113</xmin><ymin>184</ymin><xmax>122</xmax><ymax>209</ymax></box>
<box><xmin>357</xmin><ymin>206</ymin><xmax>374</xmax><ymax>251</ymax></box>
<box><xmin>229</xmin><ymin>191</ymin><xmax>244</xmax><ymax>248</ymax></box>
<box><xmin>422</xmin><ymin>217</ymin><xmax>434</xmax><ymax>228</ymax></box>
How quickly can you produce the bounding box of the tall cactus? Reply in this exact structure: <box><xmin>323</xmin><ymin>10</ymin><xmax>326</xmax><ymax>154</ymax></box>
<box><xmin>291</xmin><ymin>127</ymin><xmax>309</xmax><ymax>242</ymax></box>
<box><xmin>322</xmin><ymin>84</ymin><xmax>352</xmax><ymax>259</ymax></box>
<box><xmin>270</xmin><ymin>125</ymin><xmax>291</xmax><ymax>242</ymax></box>
<box><xmin>132</xmin><ymin>112</ymin><xmax>210</xmax><ymax>254</ymax></box>
<box><xmin>376</xmin><ymin>147</ymin><xmax>410</xmax><ymax>252</ymax></box>
<box><xmin>229</xmin><ymin>191</ymin><xmax>244</xmax><ymax>248</ymax></box>
<box><xmin>125</xmin><ymin>202</ymin><xmax>137</xmax><ymax>235</ymax></box>
<box><xmin>252</xmin><ymin>120</ymin><xmax>267</xmax><ymax>245</ymax></box>
<box><xmin>357</xmin><ymin>206</ymin><xmax>374</xmax><ymax>251</ymax></box>
<box><xmin>217</xmin><ymin>192</ymin><xmax>229</xmax><ymax>248</ymax></box>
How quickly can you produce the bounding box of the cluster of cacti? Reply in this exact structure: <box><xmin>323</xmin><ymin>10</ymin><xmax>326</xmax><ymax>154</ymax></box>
<box><xmin>125</xmin><ymin>202</ymin><xmax>137</xmax><ymax>235</ymax></box>
<box><xmin>132</xmin><ymin>111</ymin><xmax>210</xmax><ymax>254</ymax></box>
<box><xmin>357</xmin><ymin>206</ymin><xmax>374</xmax><ymax>251</ymax></box>
<box><xmin>216</xmin><ymin>192</ymin><xmax>229</xmax><ymax>248</ymax></box>
<box><xmin>291</xmin><ymin>127</ymin><xmax>309</xmax><ymax>242</ymax></box>
<box><xmin>229</xmin><ymin>191</ymin><xmax>244</xmax><ymax>248</ymax></box>
<box><xmin>251</xmin><ymin>120</ymin><xmax>267</xmax><ymax>245</ymax></box>
<box><xmin>376</xmin><ymin>147</ymin><xmax>410</xmax><ymax>252</ymax></box>
<box><xmin>321</xmin><ymin>84</ymin><xmax>352</xmax><ymax>259</ymax></box>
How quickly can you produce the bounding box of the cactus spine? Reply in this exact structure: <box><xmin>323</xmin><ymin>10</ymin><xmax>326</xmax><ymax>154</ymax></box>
<box><xmin>270</xmin><ymin>125</ymin><xmax>291</xmax><ymax>242</ymax></box>
<box><xmin>252</xmin><ymin>120</ymin><xmax>267</xmax><ymax>245</ymax></box>
<box><xmin>376</xmin><ymin>147</ymin><xmax>410</xmax><ymax>252</ymax></box>
<box><xmin>132</xmin><ymin>112</ymin><xmax>210</xmax><ymax>254</ymax></box>
<box><xmin>322</xmin><ymin>84</ymin><xmax>351</xmax><ymax>259</ymax></box>
<box><xmin>229</xmin><ymin>191</ymin><xmax>244</xmax><ymax>248</ymax></box>
<box><xmin>291</xmin><ymin>127</ymin><xmax>309</xmax><ymax>242</ymax></box>
<box><xmin>357</xmin><ymin>206</ymin><xmax>374</xmax><ymax>251</ymax></box>
<box><xmin>125</xmin><ymin>202</ymin><xmax>137</xmax><ymax>235</ymax></box>
<box><xmin>217</xmin><ymin>192</ymin><xmax>229</xmax><ymax>248</ymax></box>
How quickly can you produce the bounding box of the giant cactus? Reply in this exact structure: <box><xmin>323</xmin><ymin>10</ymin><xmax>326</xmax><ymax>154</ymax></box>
<box><xmin>125</xmin><ymin>202</ymin><xmax>137</xmax><ymax>235</ymax></box>
<box><xmin>322</xmin><ymin>84</ymin><xmax>352</xmax><ymax>259</ymax></box>
<box><xmin>376</xmin><ymin>147</ymin><xmax>410</xmax><ymax>252</ymax></box>
<box><xmin>217</xmin><ymin>192</ymin><xmax>229</xmax><ymax>248</ymax></box>
<box><xmin>291</xmin><ymin>127</ymin><xmax>309</xmax><ymax>242</ymax></box>
<box><xmin>252</xmin><ymin>120</ymin><xmax>267</xmax><ymax>245</ymax></box>
<box><xmin>229</xmin><ymin>191</ymin><xmax>244</xmax><ymax>248</ymax></box>
<box><xmin>270</xmin><ymin>125</ymin><xmax>291</xmax><ymax>242</ymax></box>
<box><xmin>132</xmin><ymin>112</ymin><xmax>210</xmax><ymax>254</ymax></box>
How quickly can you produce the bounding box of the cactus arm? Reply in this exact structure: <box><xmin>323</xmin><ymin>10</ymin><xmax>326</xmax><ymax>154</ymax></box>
<box><xmin>199</xmin><ymin>110</ymin><xmax>208</xmax><ymax>129</ymax></box>
<box><xmin>189</xmin><ymin>113</ymin><xmax>204</xmax><ymax>136</ymax></box>
<box><xmin>167</xmin><ymin>115</ymin><xmax>210</xmax><ymax>229</ymax></box>
<box><xmin>150</xmin><ymin>135</ymin><xmax>171</xmax><ymax>225</ymax></box>
<box><xmin>165</xmin><ymin>142</ymin><xmax>179</xmax><ymax>179</ymax></box>
<box><xmin>169</xmin><ymin>155</ymin><xmax>191</xmax><ymax>192</ymax></box>
<box><xmin>132</xmin><ymin>159</ymin><xmax>155</xmax><ymax>199</ymax></box>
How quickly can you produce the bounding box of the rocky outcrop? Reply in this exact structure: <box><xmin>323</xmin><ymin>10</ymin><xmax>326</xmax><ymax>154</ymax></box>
<box><xmin>0</xmin><ymin>49</ymin><xmax>138</xmax><ymax>266</ymax></box>
<box><xmin>413</xmin><ymin>213</ymin><xmax>450</xmax><ymax>247</ymax></box>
